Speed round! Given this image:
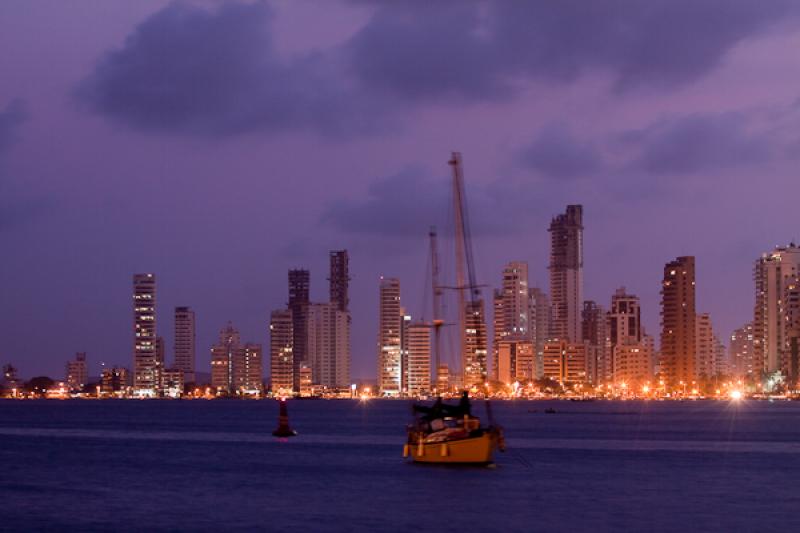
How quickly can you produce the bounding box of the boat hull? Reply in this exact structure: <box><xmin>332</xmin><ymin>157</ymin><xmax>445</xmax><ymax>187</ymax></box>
<box><xmin>406</xmin><ymin>432</ymin><xmax>499</xmax><ymax>464</ymax></box>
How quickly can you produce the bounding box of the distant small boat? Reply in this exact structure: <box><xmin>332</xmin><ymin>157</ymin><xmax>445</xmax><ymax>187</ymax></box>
<box><xmin>404</xmin><ymin>393</ymin><xmax>504</xmax><ymax>464</ymax></box>
<box><xmin>544</xmin><ymin>408</ymin><xmax>556</xmax><ymax>414</ymax></box>
<box><xmin>272</xmin><ymin>399</ymin><xmax>297</xmax><ymax>437</ymax></box>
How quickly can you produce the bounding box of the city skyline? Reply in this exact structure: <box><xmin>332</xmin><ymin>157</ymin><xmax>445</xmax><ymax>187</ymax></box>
<box><xmin>3</xmin><ymin>1</ymin><xmax>800</xmax><ymax>379</ymax></box>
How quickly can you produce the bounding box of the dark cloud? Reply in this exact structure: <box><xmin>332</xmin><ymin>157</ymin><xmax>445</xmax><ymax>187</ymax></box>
<box><xmin>0</xmin><ymin>99</ymin><xmax>27</xmax><ymax>154</ymax></box>
<box><xmin>322</xmin><ymin>166</ymin><xmax>527</xmax><ymax>239</ymax></box>
<box><xmin>348</xmin><ymin>0</ymin><xmax>800</xmax><ymax>100</ymax></box>
<box><xmin>322</xmin><ymin>168</ymin><xmax>448</xmax><ymax>238</ymax></box>
<box><xmin>518</xmin><ymin>124</ymin><xmax>603</xmax><ymax>179</ymax></box>
<box><xmin>77</xmin><ymin>1</ymin><xmax>384</xmax><ymax>137</ymax></box>
<box><xmin>624</xmin><ymin>112</ymin><xmax>771</xmax><ymax>175</ymax></box>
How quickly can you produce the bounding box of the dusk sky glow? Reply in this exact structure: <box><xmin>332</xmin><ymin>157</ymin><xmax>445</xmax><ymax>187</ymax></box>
<box><xmin>3</xmin><ymin>0</ymin><xmax>800</xmax><ymax>379</ymax></box>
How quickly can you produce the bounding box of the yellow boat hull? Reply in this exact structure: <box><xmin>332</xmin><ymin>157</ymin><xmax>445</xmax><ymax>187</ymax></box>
<box><xmin>406</xmin><ymin>432</ymin><xmax>500</xmax><ymax>464</ymax></box>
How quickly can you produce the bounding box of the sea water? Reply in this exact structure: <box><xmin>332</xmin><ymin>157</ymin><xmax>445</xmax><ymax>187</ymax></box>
<box><xmin>1</xmin><ymin>399</ymin><xmax>799</xmax><ymax>532</ymax></box>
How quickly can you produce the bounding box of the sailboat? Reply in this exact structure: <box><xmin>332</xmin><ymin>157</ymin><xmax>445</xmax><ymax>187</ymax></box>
<box><xmin>403</xmin><ymin>152</ymin><xmax>504</xmax><ymax>464</ymax></box>
<box><xmin>405</xmin><ymin>392</ymin><xmax>504</xmax><ymax>464</ymax></box>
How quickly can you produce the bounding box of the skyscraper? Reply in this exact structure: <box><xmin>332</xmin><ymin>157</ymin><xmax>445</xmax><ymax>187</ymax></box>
<box><xmin>65</xmin><ymin>352</ymin><xmax>88</xmax><ymax>392</ymax></box>
<box><xmin>378</xmin><ymin>277</ymin><xmax>402</xmax><ymax>396</ymax></box>
<box><xmin>497</xmin><ymin>340</ymin><xmax>535</xmax><ymax>384</ymax></box>
<box><xmin>549</xmin><ymin>205</ymin><xmax>583</xmax><ymax>342</ymax></box>
<box><xmin>240</xmin><ymin>344</ymin><xmax>263</xmax><ymax>394</ymax></box>
<box><xmin>211</xmin><ymin>322</ymin><xmax>240</xmax><ymax>393</ymax></box>
<box><xmin>288</xmin><ymin>269</ymin><xmax>310</xmax><ymax>390</ymax></box>
<box><xmin>269</xmin><ymin>309</ymin><xmax>294</xmax><ymax>395</ymax></box>
<box><xmin>210</xmin><ymin>323</ymin><xmax>263</xmax><ymax>395</ymax></box>
<box><xmin>529</xmin><ymin>287</ymin><xmax>551</xmax><ymax>379</ymax></box>
<box><xmin>660</xmin><ymin>256</ymin><xmax>696</xmax><ymax>385</ymax></box>
<box><xmin>133</xmin><ymin>273</ymin><xmax>157</xmax><ymax>397</ymax></box>
<box><xmin>608</xmin><ymin>287</ymin><xmax>642</xmax><ymax>384</ymax></box>
<box><xmin>695</xmin><ymin>313</ymin><xmax>715</xmax><ymax>379</ymax></box>
<box><xmin>729</xmin><ymin>323</ymin><xmax>754</xmax><ymax>379</ymax></box>
<box><xmin>407</xmin><ymin>323</ymin><xmax>431</xmax><ymax>396</ymax></box>
<box><xmin>581</xmin><ymin>300</ymin><xmax>607</xmax><ymax>385</ymax></box>
<box><xmin>753</xmin><ymin>244</ymin><xmax>800</xmax><ymax>378</ymax></box>
<box><xmin>329</xmin><ymin>250</ymin><xmax>350</xmax><ymax>313</ymax></box>
<box><xmin>492</xmin><ymin>262</ymin><xmax>530</xmax><ymax>379</ymax></box>
<box><xmin>174</xmin><ymin>306</ymin><xmax>196</xmax><ymax>384</ymax></box>
<box><xmin>542</xmin><ymin>340</ymin><xmax>587</xmax><ymax>384</ymax></box>
<box><xmin>463</xmin><ymin>300</ymin><xmax>488</xmax><ymax>389</ymax></box>
<box><xmin>307</xmin><ymin>302</ymin><xmax>350</xmax><ymax>389</ymax></box>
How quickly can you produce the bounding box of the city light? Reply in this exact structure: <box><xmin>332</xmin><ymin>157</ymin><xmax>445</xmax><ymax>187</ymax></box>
<box><xmin>730</xmin><ymin>390</ymin><xmax>743</xmax><ymax>401</ymax></box>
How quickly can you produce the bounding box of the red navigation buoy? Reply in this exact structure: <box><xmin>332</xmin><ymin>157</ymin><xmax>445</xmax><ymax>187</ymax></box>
<box><xmin>272</xmin><ymin>398</ymin><xmax>297</xmax><ymax>437</ymax></box>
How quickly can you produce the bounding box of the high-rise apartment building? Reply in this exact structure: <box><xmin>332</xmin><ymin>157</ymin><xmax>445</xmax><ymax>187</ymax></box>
<box><xmin>613</xmin><ymin>345</ymin><xmax>651</xmax><ymax>387</ymax></box>
<box><xmin>542</xmin><ymin>341</ymin><xmax>587</xmax><ymax>384</ymax></box>
<box><xmin>269</xmin><ymin>309</ymin><xmax>294</xmax><ymax>395</ymax></box>
<box><xmin>307</xmin><ymin>302</ymin><xmax>350</xmax><ymax>389</ymax></box>
<box><xmin>497</xmin><ymin>340</ymin><xmax>536</xmax><ymax>384</ymax></box>
<box><xmin>581</xmin><ymin>300</ymin><xmax>607</xmax><ymax>385</ymax></box>
<box><xmin>407</xmin><ymin>323</ymin><xmax>431</xmax><ymax>396</ymax></box>
<box><xmin>660</xmin><ymin>256</ymin><xmax>696</xmax><ymax>385</ymax></box>
<box><xmin>463</xmin><ymin>300</ymin><xmax>488</xmax><ymax>389</ymax></box>
<box><xmin>492</xmin><ymin>262</ymin><xmax>530</xmax><ymax>379</ymax></box>
<box><xmin>753</xmin><ymin>245</ymin><xmax>800</xmax><ymax>378</ymax></box>
<box><xmin>329</xmin><ymin>250</ymin><xmax>350</xmax><ymax>313</ymax></box>
<box><xmin>492</xmin><ymin>290</ymin><xmax>505</xmax><ymax>380</ymax></box>
<box><xmin>210</xmin><ymin>323</ymin><xmax>263</xmax><ymax>395</ymax></box>
<box><xmin>133</xmin><ymin>273</ymin><xmax>157</xmax><ymax>397</ymax></box>
<box><xmin>240</xmin><ymin>344</ymin><xmax>263</xmax><ymax>394</ymax></box>
<box><xmin>729</xmin><ymin>323</ymin><xmax>754</xmax><ymax>379</ymax></box>
<box><xmin>288</xmin><ymin>269</ymin><xmax>310</xmax><ymax>390</ymax></box>
<box><xmin>785</xmin><ymin>278</ymin><xmax>800</xmax><ymax>387</ymax></box>
<box><xmin>378</xmin><ymin>278</ymin><xmax>402</xmax><ymax>396</ymax></box>
<box><xmin>65</xmin><ymin>352</ymin><xmax>88</xmax><ymax>392</ymax></box>
<box><xmin>174</xmin><ymin>306</ymin><xmax>196</xmax><ymax>383</ymax></box>
<box><xmin>695</xmin><ymin>313</ymin><xmax>716</xmax><ymax>379</ymax></box>
<box><xmin>100</xmin><ymin>367</ymin><xmax>129</xmax><ymax>395</ymax></box>
<box><xmin>549</xmin><ymin>205</ymin><xmax>583</xmax><ymax>342</ymax></box>
<box><xmin>211</xmin><ymin>322</ymin><xmax>240</xmax><ymax>393</ymax></box>
<box><xmin>529</xmin><ymin>287</ymin><xmax>551</xmax><ymax>379</ymax></box>
<box><xmin>608</xmin><ymin>288</ymin><xmax>643</xmax><ymax>384</ymax></box>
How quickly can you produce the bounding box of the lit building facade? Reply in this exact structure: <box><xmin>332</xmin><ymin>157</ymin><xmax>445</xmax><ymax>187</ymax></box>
<box><xmin>101</xmin><ymin>367</ymin><xmax>129</xmax><ymax>395</ymax></box>
<box><xmin>307</xmin><ymin>302</ymin><xmax>350</xmax><ymax>389</ymax></box>
<box><xmin>174</xmin><ymin>306</ymin><xmax>196</xmax><ymax>384</ymax></box>
<box><xmin>529</xmin><ymin>287</ymin><xmax>551</xmax><ymax>379</ymax></box>
<box><xmin>378</xmin><ymin>278</ymin><xmax>402</xmax><ymax>396</ymax></box>
<box><xmin>492</xmin><ymin>262</ymin><xmax>530</xmax><ymax>380</ymax></box>
<box><xmin>543</xmin><ymin>341</ymin><xmax>587</xmax><ymax>384</ymax></box>
<box><xmin>406</xmin><ymin>323</ymin><xmax>431</xmax><ymax>396</ymax></box>
<box><xmin>549</xmin><ymin>205</ymin><xmax>583</xmax><ymax>343</ymax></box>
<box><xmin>288</xmin><ymin>269</ymin><xmax>310</xmax><ymax>391</ymax></box>
<box><xmin>753</xmin><ymin>245</ymin><xmax>800</xmax><ymax>378</ymax></box>
<box><xmin>695</xmin><ymin>313</ymin><xmax>716</xmax><ymax>379</ymax></box>
<box><xmin>133</xmin><ymin>273</ymin><xmax>157</xmax><ymax>396</ymax></box>
<box><xmin>463</xmin><ymin>300</ymin><xmax>488</xmax><ymax>389</ymax></box>
<box><xmin>729</xmin><ymin>323</ymin><xmax>754</xmax><ymax>379</ymax></box>
<box><xmin>210</xmin><ymin>323</ymin><xmax>263</xmax><ymax>395</ymax></box>
<box><xmin>581</xmin><ymin>300</ymin><xmax>607</xmax><ymax>385</ymax></box>
<box><xmin>65</xmin><ymin>352</ymin><xmax>88</xmax><ymax>392</ymax></box>
<box><xmin>497</xmin><ymin>340</ymin><xmax>535</xmax><ymax>384</ymax></box>
<box><xmin>660</xmin><ymin>256</ymin><xmax>696</xmax><ymax>385</ymax></box>
<box><xmin>270</xmin><ymin>309</ymin><xmax>294</xmax><ymax>395</ymax></box>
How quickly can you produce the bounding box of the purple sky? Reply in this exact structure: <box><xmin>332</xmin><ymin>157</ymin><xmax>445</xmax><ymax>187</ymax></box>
<box><xmin>2</xmin><ymin>0</ymin><xmax>800</xmax><ymax>380</ymax></box>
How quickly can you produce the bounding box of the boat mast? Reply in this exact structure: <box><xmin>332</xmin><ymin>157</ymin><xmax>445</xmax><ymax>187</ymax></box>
<box><xmin>429</xmin><ymin>226</ymin><xmax>443</xmax><ymax>389</ymax></box>
<box><xmin>449</xmin><ymin>152</ymin><xmax>483</xmax><ymax>388</ymax></box>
